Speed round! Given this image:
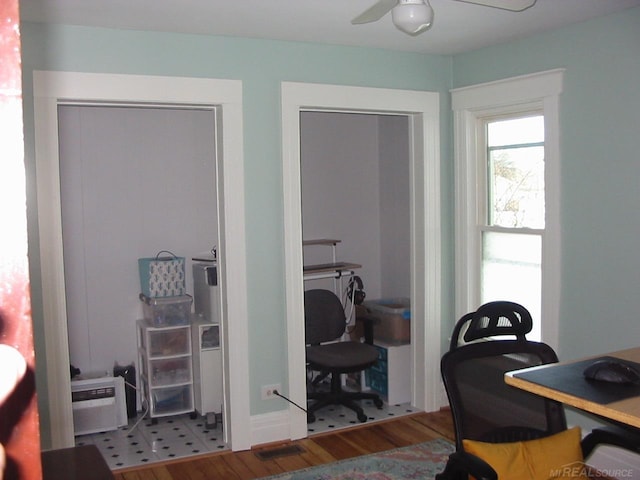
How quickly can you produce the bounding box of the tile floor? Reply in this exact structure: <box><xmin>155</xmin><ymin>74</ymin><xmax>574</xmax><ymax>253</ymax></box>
<box><xmin>76</xmin><ymin>400</ymin><xmax>417</xmax><ymax>471</ymax></box>
<box><xmin>74</xmin><ymin>413</ymin><xmax>228</xmax><ymax>470</ymax></box>
<box><xmin>306</xmin><ymin>400</ymin><xmax>418</xmax><ymax>434</ymax></box>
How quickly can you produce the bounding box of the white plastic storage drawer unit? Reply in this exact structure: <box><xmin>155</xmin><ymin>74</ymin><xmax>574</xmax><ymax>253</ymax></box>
<box><xmin>137</xmin><ymin>320</ymin><xmax>194</xmax><ymax>420</ymax></box>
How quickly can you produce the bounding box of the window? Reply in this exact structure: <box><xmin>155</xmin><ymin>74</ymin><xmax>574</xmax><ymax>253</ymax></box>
<box><xmin>481</xmin><ymin>114</ymin><xmax>544</xmax><ymax>339</ymax></box>
<box><xmin>452</xmin><ymin>70</ymin><xmax>564</xmax><ymax>347</ymax></box>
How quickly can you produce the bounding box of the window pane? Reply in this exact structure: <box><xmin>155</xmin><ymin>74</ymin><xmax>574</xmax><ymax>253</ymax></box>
<box><xmin>488</xmin><ymin>145</ymin><xmax>545</xmax><ymax>228</ymax></box>
<box><xmin>481</xmin><ymin>231</ymin><xmax>541</xmax><ymax>340</ymax></box>
<box><xmin>487</xmin><ymin>116</ymin><xmax>544</xmax><ymax>147</ymax></box>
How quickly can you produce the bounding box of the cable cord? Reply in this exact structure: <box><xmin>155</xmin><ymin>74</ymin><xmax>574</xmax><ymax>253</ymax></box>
<box><xmin>343</xmin><ymin>278</ymin><xmax>357</xmax><ymax>326</ymax></box>
<box><xmin>123</xmin><ymin>379</ymin><xmax>149</xmax><ymax>434</ymax></box>
<box><xmin>273</xmin><ymin>390</ymin><xmax>307</xmax><ymax>414</ymax></box>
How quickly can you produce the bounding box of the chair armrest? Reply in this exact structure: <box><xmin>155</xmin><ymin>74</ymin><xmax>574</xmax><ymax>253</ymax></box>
<box><xmin>437</xmin><ymin>451</ymin><xmax>498</xmax><ymax>480</ymax></box>
<box><xmin>581</xmin><ymin>425</ymin><xmax>640</xmax><ymax>458</ymax></box>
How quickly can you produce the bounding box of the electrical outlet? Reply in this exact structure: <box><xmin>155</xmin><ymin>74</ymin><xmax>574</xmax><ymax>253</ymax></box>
<box><xmin>261</xmin><ymin>383</ymin><xmax>281</xmax><ymax>400</ymax></box>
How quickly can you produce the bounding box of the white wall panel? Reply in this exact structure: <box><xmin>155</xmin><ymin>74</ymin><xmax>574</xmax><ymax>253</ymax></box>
<box><xmin>300</xmin><ymin>111</ymin><xmax>409</xmax><ymax>300</ymax></box>
<box><xmin>59</xmin><ymin>105</ymin><xmax>217</xmax><ymax>375</ymax></box>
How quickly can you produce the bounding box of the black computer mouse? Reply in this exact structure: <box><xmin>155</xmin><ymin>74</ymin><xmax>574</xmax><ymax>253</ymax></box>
<box><xmin>583</xmin><ymin>360</ymin><xmax>640</xmax><ymax>385</ymax></box>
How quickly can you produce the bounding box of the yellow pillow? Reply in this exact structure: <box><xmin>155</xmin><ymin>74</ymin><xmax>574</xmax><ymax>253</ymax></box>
<box><xmin>462</xmin><ymin>426</ymin><xmax>588</xmax><ymax>480</ymax></box>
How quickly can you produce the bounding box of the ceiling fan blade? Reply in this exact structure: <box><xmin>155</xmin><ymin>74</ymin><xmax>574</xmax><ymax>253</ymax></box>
<box><xmin>351</xmin><ymin>0</ymin><xmax>399</xmax><ymax>24</ymax></box>
<box><xmin>452</xmin><ymin>0</ymin><xmax>536</xmax><ymax>12</ymax></box>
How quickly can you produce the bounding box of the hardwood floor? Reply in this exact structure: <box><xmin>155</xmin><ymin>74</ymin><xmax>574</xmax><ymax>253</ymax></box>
<box><xmin>112</xmin><ymin>409</ymin><xmax>455</xmax><ymax>480</ymax></box>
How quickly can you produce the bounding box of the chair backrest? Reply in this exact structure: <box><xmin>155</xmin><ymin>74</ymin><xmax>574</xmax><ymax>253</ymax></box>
<box><xmin>442</xmin><ymin>301</ymin><xmax>567</xmax><ymax>451</ymax></box>
<box><xmin>449</xmin><ymin>300</ymin><xmax>533</xmax><ymax>351</ymax></box>
<box><xmin>304</xmin><ymin>289</ymin><xmax>347</xmax><ymax>345</ymax></box>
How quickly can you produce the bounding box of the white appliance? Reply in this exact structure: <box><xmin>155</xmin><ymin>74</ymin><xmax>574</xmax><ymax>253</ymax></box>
<box><xmin>192</xmin><ymin>257</ymin><xmax>224</xmax><ymax>428</ymax></box>
<box><xmin>192</xmin><ymin>256</ymin><xmax>219</xmax><ymax>321</ymax></box>
<box><xmin>192</xmin><ymin>319</ymin><xmax>223</xmax><ymax>428</ymax></box>
<box><xmin>71</xmin><ymin>376</ymin><xmax>127</xmax><ymax>435</ymax></box>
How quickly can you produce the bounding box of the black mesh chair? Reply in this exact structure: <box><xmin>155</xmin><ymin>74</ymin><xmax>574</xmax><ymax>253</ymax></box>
<box><xmin>437</xmin><ymin>301</ymin><xmax>640</xmax><ymax>480</ymax></box>
<box><xmin>305</xmin><ymin>289</ymin><xmax>383</xmax><ymax>423</ymax></box>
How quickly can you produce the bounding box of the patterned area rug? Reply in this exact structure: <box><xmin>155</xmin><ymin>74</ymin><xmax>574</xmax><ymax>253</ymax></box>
<box><xmin>261</xmin><ymin>438</ymin><xmax>454</xmax><ymax>480</ymax></box>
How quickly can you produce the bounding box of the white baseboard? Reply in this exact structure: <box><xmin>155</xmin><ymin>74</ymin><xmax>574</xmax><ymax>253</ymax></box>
<box><xmin>250</xmin><ymin>410</ymin><xmax>292</xmax><ymax>447</ymax></box>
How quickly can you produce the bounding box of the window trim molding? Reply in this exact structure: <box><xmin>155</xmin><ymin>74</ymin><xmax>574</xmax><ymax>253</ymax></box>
<box><xmin>451</xmin><ymin>69</ymin><xmax>564</xmax><ymax>350</ymax></box>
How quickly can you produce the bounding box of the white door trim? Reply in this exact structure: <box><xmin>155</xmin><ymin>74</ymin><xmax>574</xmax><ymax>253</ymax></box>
<box><xmin>281</xmin><ymin>82</ymin><xmax>442</xmax><ymax>440</ymax></box>
<box><xmin>33</xmin><ymin>71</ymin><xmax>251</xmax><ymax>450</ymax></box>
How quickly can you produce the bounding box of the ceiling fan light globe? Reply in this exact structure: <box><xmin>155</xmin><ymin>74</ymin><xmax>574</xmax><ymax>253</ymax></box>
<box><xmin>391</xmin><ymin>1</ymin><xmax>434</xmax><ymax>35</ymax></box>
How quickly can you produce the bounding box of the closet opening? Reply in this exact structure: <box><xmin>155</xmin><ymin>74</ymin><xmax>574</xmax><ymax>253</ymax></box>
<box><xmin>58</xmin><ymin>104</ymin><xmax>228</xmax><ymax>469</ymax></box>
<box><xmin>33</xmin><ymin>72</ymin><xmax>250</xmax><ymax>459</ymax></box>
<box><xmin>281</xmin><ymin>81</ymin><xmax>442</xmax><ymax>441</ymax></box>
<box><xmin>300</xmin><ymin>111</ymin><xmax>415</xmax><ymax>433</ymax></box>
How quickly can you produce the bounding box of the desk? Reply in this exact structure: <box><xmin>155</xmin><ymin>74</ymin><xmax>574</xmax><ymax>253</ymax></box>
<box><xmin>303</xmin><ymin>261</ymin><xmax>362</xmax><ymax>279</ymax></box>
<box><xmin>505</xmin><ymin>347</ymin><xmax>640</xmax><ymax>429</ymax></box>
<box><xmin>302</xmin><ymin>239</ymin><xmax>361</xmax><ymax>281</ymax></box>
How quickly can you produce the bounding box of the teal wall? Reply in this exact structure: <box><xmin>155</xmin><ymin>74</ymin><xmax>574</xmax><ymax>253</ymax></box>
<box><xmin>19</xmin><ymin>23</ymin><xmax>454</xmax><ymax>447</ymax></box>
<box><xmin>21</xmin><ymin>5</ymin><xmax>639</xmax><ymax>446</ymax></box>
<box><xmin>452</xmin><ymin>7</ymin><xmax>640</xmax><ymax>362</ymax></box>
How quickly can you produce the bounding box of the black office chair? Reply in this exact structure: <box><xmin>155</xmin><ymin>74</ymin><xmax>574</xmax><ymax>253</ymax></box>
<box><xmin>437</xmin><ymin>301</ymin><xmax>640</xmax><ymax>480</ymax></box>
<box><xmin>305</xmin><ymin>289</ymin><xmax>383</xmax><ymax>423</ymax></box>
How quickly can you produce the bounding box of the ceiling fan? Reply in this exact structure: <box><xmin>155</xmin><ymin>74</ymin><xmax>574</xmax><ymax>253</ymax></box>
<box><xmin>351</xmin><ymin>0</ymin><xmax>537</xmax><ymax>36</ymax></box>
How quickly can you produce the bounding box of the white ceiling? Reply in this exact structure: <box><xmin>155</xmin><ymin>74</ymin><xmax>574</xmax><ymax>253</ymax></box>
<box><xmin>19</xmin><ymin>0</ymin><xmax>640</xmax><ymax>55</ymax></box>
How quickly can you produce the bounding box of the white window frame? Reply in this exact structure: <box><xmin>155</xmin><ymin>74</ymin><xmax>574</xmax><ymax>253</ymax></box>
<box><xmin>451</xmin><ymin>69</ymin><xmax>564</xmax><ymax>350</ymax></box>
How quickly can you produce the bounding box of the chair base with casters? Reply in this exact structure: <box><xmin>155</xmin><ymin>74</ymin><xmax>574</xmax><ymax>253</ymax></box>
<box><xmin>306</xmin><ymin>339</ymin><xmax>384</xmax><ymax>423</ymax></box>
<box><xmin>307</xmin><ymin>364</ymin><xmax>383</xmax><ymax>423</ymax></box>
